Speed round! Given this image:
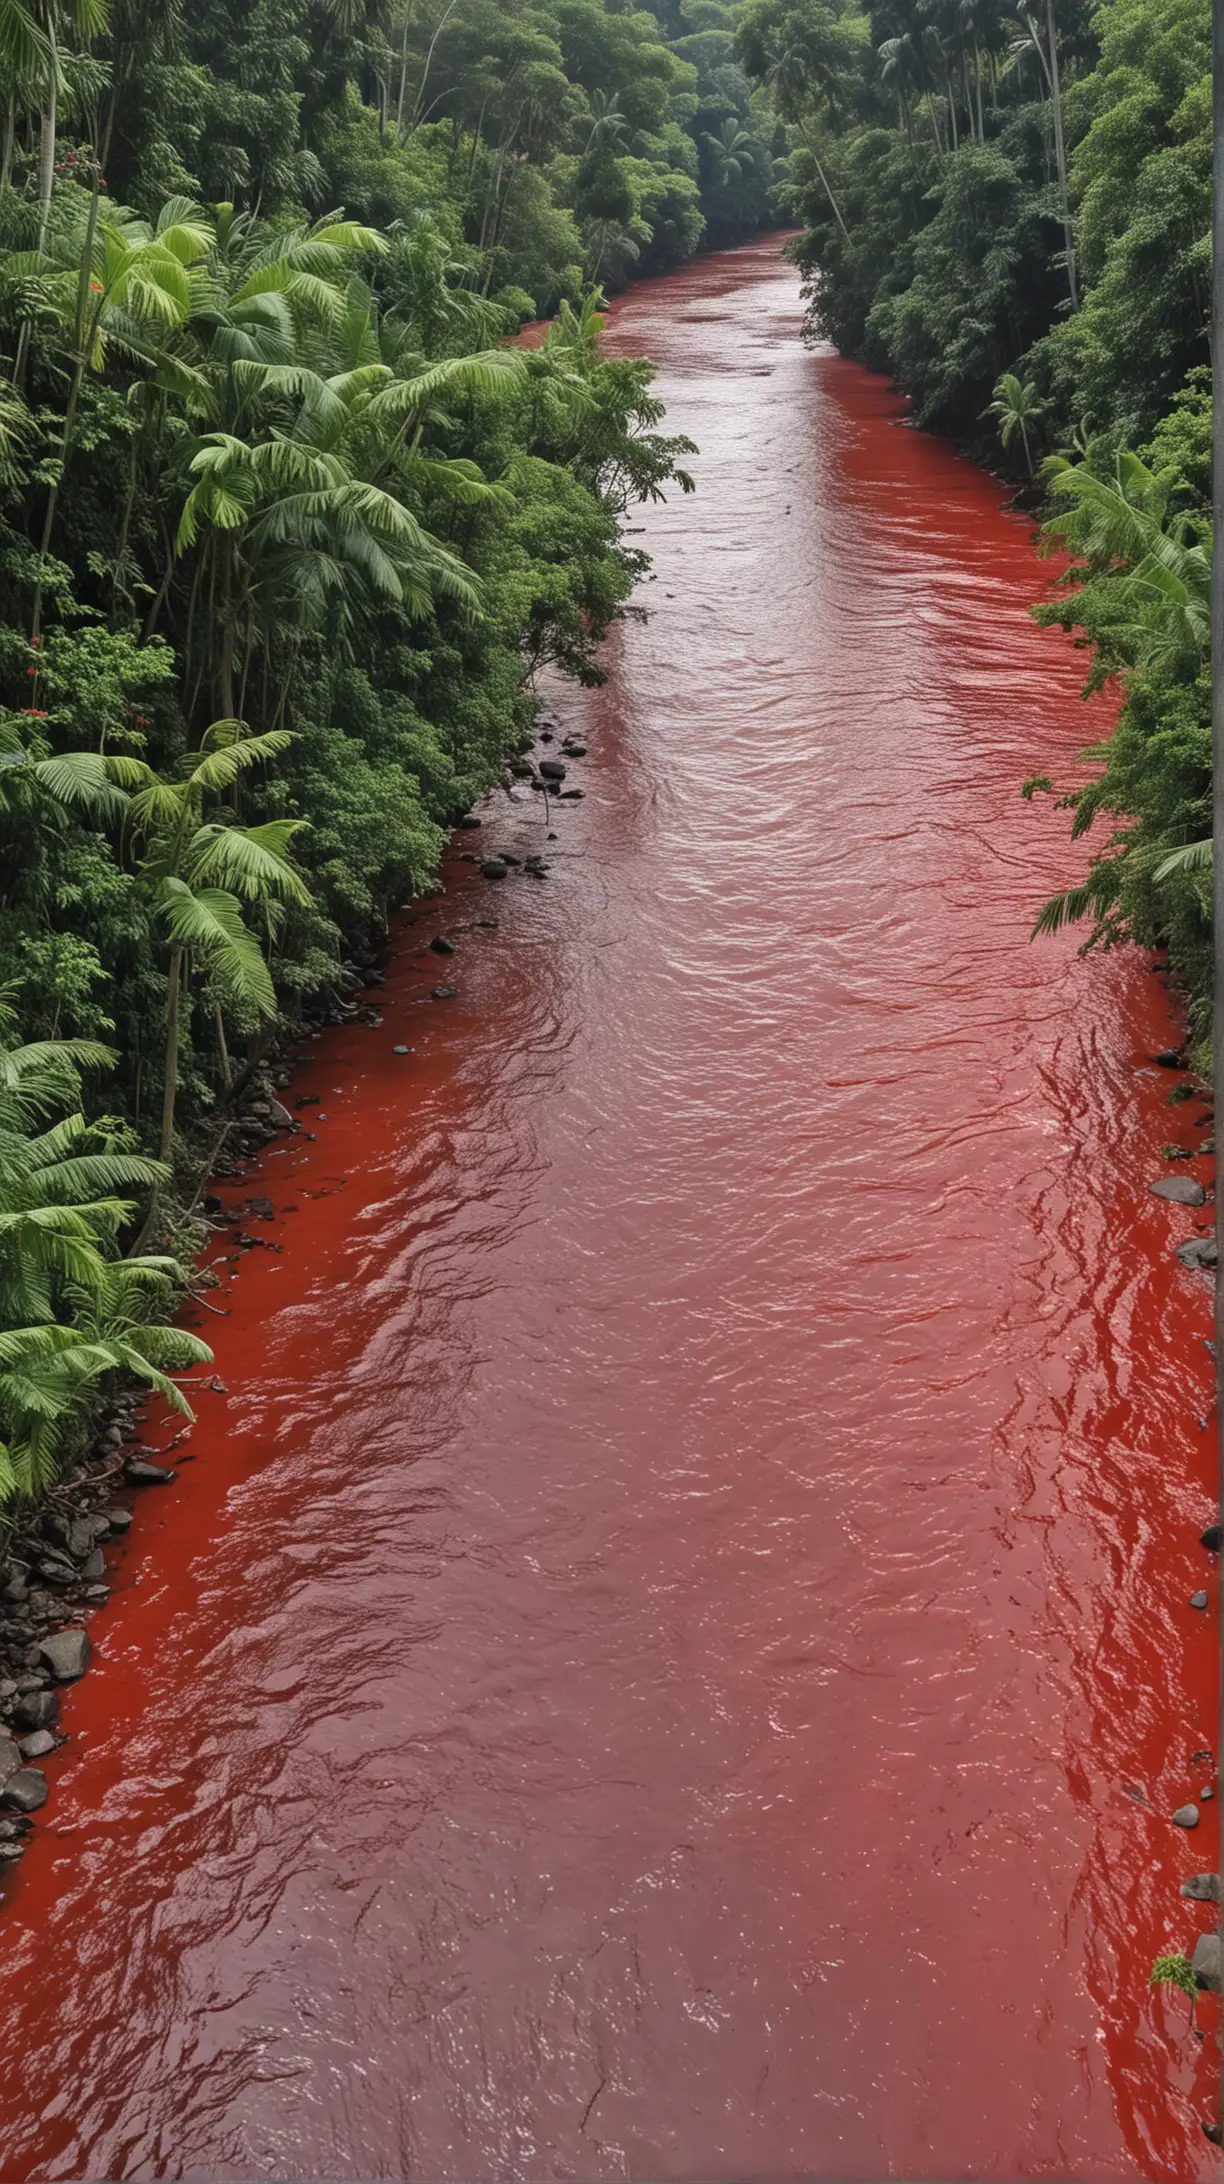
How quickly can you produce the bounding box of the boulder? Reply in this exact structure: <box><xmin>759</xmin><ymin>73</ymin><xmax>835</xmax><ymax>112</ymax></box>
<box><xmin>18</xmin><ymin>1732</ymin><xmax>55</xmax><ymax>1761</ymax></box>
<box><xmin>429</xmin><ymin>937</ymin><xmax>455</xmax><ymax>956</ymax></box>
<box><xmin>1193</xmin><ymin>1932</ymin><xmax>1222</xmax><ymax>1993</ymax></box>
<box><xmin>1177</xmin><ymin>1238</ymin><xmax>1218</xmax><ymax>1271</ymax></box>
<box><xmin>538</xmin><ymin>759</ymin><xmax>567</xmax><ymax>782</ymax></box>
<box><xmin>1182</xmin><ymin>1874</ymin><xmax>1222</xmax><ymax>1902</ymax></box>
<box><xmin>0</xmin><ymin>1769</ymin><xmax>46</xmax><ymax>1813</ymax></box>
<box><xmin>0</xmin><ymin>1736</ymin><xmax>21</xmax><ymax>1786</ymax></box>
<box><xmin>1202</xmin><ymin>1523</ymin><xmax>1223</xmax><ymax>1553</ymax></box>
<box><xmin>480</xmin><ymin>860</ymin><xmax>508</xmax><ymax>881</ymax></box>
<box><xmin>1191</xmin><ymin>1591</ymin><xmax>1210</xmax><ymax>1610</ymax></box>
<box><xmin>1151</xmin><ymin>1177</ymin><xmax>1207</xmax><ymax>1206</ymax></box>
<box><xmin>1155</xmin><ymin>1049</ymin><xmax>1187</xmax><ymax>1068</ymax></box>
<box><xmin>11</xmin><ymin>1690</ymin><xmax>57</xmax><ymax>1732</ymax></box>
<box><xmin>38</xmin><ymin>1628</ymin><xmax>90</xmax><ymax>1683</ymax></box>
<box><xmin>102</xmin><ymin>1507</ymin><xmax>131</xmax><ymax>1534</ymax></box>
<box><xmin>124</xmin><ymin>1459</ymin><xmax>175</xmax><ymax>1486</ymax></box>
<box><xmin>1173</xmin><ymin>1803</ymin><xmax>1201</xmax><ymax>1829</ymax></box>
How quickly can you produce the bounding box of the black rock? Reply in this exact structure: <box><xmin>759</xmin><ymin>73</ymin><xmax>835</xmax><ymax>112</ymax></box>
<box><xmin>1151</xmin><ymin>1176</ymin><xmax>1208</xmax><ymax>1206</ymax></box>
<box><xmin>561</xmin><ymin>743</ymin><xmax>587</xmax><ymax>757</ymax></box>
<box><xmin>559</xmin><ymin>788</ymin><xmax>584</xmax><ymax>800</ymax></box>
<box><xmin>34</xmin><ymin>1558</ymin><xmax>76</xmax><ymax>1588</ymax></box>
<box><xmin>429</xmin><ymin>937</ymin><xmax>455</xmax><ymax>955</ymax></box>
<box><xmin>0</xmin><ymin>1768</ymin><xmax>46</xmax><ymax>1813</ymax></box>
<box><xmin>480</xmin><ymin>860</ymin><xmax>508</xmax><ymax>881</ymax></box>
<box><xmin>1202</xmin><ymin>1524</ymin><xmax>1223</xmax><ymax>1553</ymax></box>
<box><xmin>455</xmin><ymin>816</ymin><xmax>482</xmax><ymax>830</ymax></box>
<box><xmin>124</xmin><ymin>1459</ymin><xmax>175</xmax><ymax>1486</ymax></box>
<box><xmin>38</xmin><ymin>1628</ymin><xmax>90</xmax><ymax>1682</ymax></box>
<box><xmin>1155</xmin><ymin>1049</ymin><xmax>1187</xmax><ymax>1068</ymax></box>
<box><xmin>247</xmin><ymin>1196</ymin><xmax>274</xmax><ymax>1220</ymax></box>
<box><xmin>1193</xmin><ymin>1933</ymin><xmax>1222</xmax><ymax>1992</ymax></box>
<box><xmin>102</xmin><ymin>1507</ymin><xmax>131</xmax><ymax>1534</ymax></box>
<box><xmin>538</xmin><ymin>759</ymin><xmax>567</xmax><ymax>782</ymax></box>
<box><xmin>11</xmin><ymin>1690</ymin><xmax>56</xmax><ymax>1731</ymax></box>
<box><xmin>202</xmin><ymin>1194</ymin><xmax>224</xmax><ymax>1216</ymax></box>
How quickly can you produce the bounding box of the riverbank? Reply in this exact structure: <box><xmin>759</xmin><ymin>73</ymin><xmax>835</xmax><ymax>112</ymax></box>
<box><xmin>0</xmin><ymin>234</ymin><xmax>1217</xmax><ymax>2183</ymax></box>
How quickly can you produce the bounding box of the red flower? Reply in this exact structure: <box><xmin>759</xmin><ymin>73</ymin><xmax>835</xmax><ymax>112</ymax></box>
<box><xmin>30</xmin><ymin>634</ymin><xmax>41</xmax><ymax>647</ymax></box>
<box><xmin>26</xmin><ymin>665</ymin><xmax>37</xmax><ymax>676</ymax></box>
<box><xmin>20</xmin><ymin>707</ymin><xmax>47</xmax><ymax>717</ymax></box>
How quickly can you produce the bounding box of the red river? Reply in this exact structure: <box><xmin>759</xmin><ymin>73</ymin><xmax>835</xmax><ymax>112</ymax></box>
<box><xmin>0</xmin><ymin>234</ymin><xmax>1219</xmax><ymax>2182</ymax></box>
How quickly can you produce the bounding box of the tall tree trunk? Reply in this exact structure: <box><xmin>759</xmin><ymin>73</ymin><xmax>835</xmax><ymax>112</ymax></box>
<box><xmin>36</xmin><ymin>21</ymin><xmax>57</xmax><ymax>252</ymax></box>
<box><xmin>799</xmin><ymin>124</ymin><xmax>850</xmax><ymax>240</ymax></box>
<box><xmin>395</xmin><ymin>2</ymin><xmax>413</xmax><ymax>137</ymax></box>
<box><xmin>1</xmin><ymin>94</ymin><xmax>15</xmax><ymax>190</ymax></box>
<box><xmin>1044</xmin><ymin>0</ymin><xmax>1079</xmax><ymax>309</ymax></box>
<box><xmin>159</xmin><ymin>944</ymin><xmax>183</xmax><ymax>1164</ymax></box>
<box><xmin>218</xmin><ymin>539</ymin><xmax>236</xmax><ymax>718</ymax></box>
<box><xmin>31</xmin><ymin>176</ymin><xmax>103</xmax><ymax>640</ymax></box>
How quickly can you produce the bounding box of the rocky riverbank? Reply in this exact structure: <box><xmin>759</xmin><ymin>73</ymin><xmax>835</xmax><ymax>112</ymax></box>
<box><xmin>0</xmin><ymin>717</ymin><xmax>589</xmax><ymax>1881</ymax></box>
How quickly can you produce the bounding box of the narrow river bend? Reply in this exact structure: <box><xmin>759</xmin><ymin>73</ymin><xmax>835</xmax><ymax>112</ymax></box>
<box><xmin>0</xmin><ymin>235</ymin><xmax>1218</xmax><ymax>2182</ymax></box>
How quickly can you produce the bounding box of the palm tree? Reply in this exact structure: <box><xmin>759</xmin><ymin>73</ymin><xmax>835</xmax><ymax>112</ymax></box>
<box><xmin>0</xmin><ymin>994</ymin><xmax>211</xmax><ymax>1498</ymax></box>
<box><xmin>986</xmin><ymin>371</ymin><xmax>1043</xmax><ymax>472</ymax></box>
<box><xmin>703</xmin><ymin>117</ymin><xmax>760</xmax><ymax>186</ymax></box>
<box><xmin>121</xmin><ymin>720</ymin><xmax>312</xmax><ymax>1162</ymax></box>
<box><xmin>1009</xmin><ymin>0</ymin><xmax>1077</xmax><ymax>307</ymax></box>
<box><xmin>762</xmin><ymin>45</ymin><xmax>850</xmax><ymax>240</ymax></box>
<box><xmin>584</xmin><ymin>88</ymin><xmax>629</xmax><ymax>156</ymax></box>
<box><xmin>31</xmin><ymin>192</ymin><xmax>211</xmax><ymax>637</ymax></box>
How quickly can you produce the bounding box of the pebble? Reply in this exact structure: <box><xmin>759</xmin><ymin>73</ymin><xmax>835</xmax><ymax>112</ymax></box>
<box><xmin>431</xmin><ymin>986</ymin><xmax>457</xmax><ymax>1001</ymax></box>
<box><xmin>1173</xmin><ymin>1803</ymin><xmax>1201</xmax><ymax>1828</ymax></box>
<box><xmin>393</xmin><ymin>1045</ymin><xmax>411</xmax><ymax>1055</ymax></box>
<box><xmin>429</xmin><ymin>937</ymin><xmax>455</xmax><ymax>955</ymax></box>
<box><xmin>1192</xmin><ymin>1590</ymin><xmax>1210</xmax><ymax>1610</ymax></box>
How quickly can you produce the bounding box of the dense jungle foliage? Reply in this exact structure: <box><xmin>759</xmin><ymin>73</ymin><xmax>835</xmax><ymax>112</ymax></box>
<box><xmin>737</xmin><ymin>0</ymin><xmax>1214</xmax><ymax>1052</ymax></box>
<box><xmin>0</xmin><ymin>0</ymin><xmax>780</xmax><ymax>1497</ymax></box>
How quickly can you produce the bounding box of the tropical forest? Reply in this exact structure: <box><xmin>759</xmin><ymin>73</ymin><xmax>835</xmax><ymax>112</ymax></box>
<box><xmin>0</xmin><ymin>0</ymin><xmax>1219</xmax><ymax>2173</ymax></box>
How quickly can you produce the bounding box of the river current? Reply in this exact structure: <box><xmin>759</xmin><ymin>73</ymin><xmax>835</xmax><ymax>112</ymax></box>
<box><xmin>0</xmin><ymin>233</ymin><xmax>1218</xmax><ymax>2182</ymax></box>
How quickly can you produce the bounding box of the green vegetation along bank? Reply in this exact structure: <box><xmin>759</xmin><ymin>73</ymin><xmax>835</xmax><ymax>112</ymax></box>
<box><xmin>736</xmin><ymin>0</ymin><xmax>1214</xmax><ymax>1058</ymax></box>
<box><xmin>0</xmin><ymin>0</ymin><xmax>792</xmax><ymax>1505</ymax></box>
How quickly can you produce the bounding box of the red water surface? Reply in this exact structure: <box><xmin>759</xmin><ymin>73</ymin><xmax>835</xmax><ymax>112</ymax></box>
<box><xmin>0</xmin><ymin>234</ymin><xmax>1218</xmax><ymax>2182</ymax></box>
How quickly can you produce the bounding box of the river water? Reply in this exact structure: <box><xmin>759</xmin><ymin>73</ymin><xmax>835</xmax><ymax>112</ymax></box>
<box><xmin>0</xmin><ymin>234</ymin><xmax>1219</xmax><ymax>2182</ymax></box>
